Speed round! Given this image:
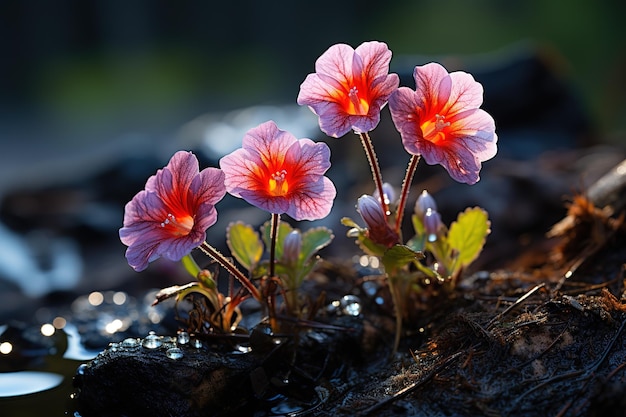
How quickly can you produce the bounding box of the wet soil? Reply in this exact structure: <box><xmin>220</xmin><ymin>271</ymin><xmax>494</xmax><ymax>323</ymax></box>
<box><xmin>73</xmin><ymin>186</ymin><xmax>626</xmax><ymax>416</ymax></box>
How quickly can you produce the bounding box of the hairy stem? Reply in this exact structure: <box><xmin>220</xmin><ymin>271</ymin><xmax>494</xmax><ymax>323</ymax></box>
<box><xmin>269</xmin><ymin>213</ymin><xmax>280</xmax><ymax>278</ymax></box>
<box><xmin>358</xmin><ymin>131</ymin><xmax>388</xmax><ymax>217</ymax></box>
<box><xmin>199</xmin><ymin>241</ymin><xmax>261</xmax><ymax>301</ymax></box>
<box><xmin>395</xmin><ymin>154</ymin><xmax>421</xmax><ymax>234</ymax></box>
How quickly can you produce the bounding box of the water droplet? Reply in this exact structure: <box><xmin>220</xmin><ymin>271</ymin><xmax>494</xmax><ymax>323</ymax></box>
<box><xmin>121</xmin><ymin>338</ymin><xmax>139</xmax><ymax>348</ymax></box>
<box><xmin>325</xmin><ymin>299</ymin><xmax>341</xmax><ymax>314</ymax></box>
<box><xmin>166</xmin><ymin>347</ymin><xmax>184</xmax><ymax>360</ymax></box>
<box><xmin>235</xmin><ymin>344</ymin><xmax>252</xmax><ymax>353</ymax></box>
<box><xmin>177</xmin><ymin>331</ymin><xmax>190</xmax><ymax>345</ymax></box>
<box><xmin>341</xmin><ymin>295</ymin><xmax>362</xmax><ymax>316</ymax></box>
<box><xmin>142</xmin><ymin>333</ymin><xmax>162</xmax><ymax>349</ymax></box>
<box><xmin>192</xmin><ymin>339</ymin><xmax>203</xmax><ymax>349</ymax></box>
<box><xmin>76</xmin><ymin>363</ymin><xmax>87</xmax><ymax>375</ymax></box>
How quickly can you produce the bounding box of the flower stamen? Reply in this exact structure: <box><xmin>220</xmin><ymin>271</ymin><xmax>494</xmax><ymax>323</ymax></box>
<box><xmin>268</xmin><ymin>169</ymin><xmax>289</xmax><ymax>196</ymax></box>
<box><xmin>346</xmin><ymin>86</ymin><xmax>370</xmax><ymax>116</ymax></box>
<box><xmin>160</xmin><ymin>213</ymin><xmax>194</xmax><ymax>236</ymax></box>
<box><xmin>421</xmin><ymin>114</ymin><xmax>450</xmax><ymax>144</ymax></box>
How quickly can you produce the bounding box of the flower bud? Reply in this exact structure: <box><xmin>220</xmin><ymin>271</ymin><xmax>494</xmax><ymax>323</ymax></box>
<box><xmin>282</xmin><ymin>230</ymin><xmax>302</xmax><ymax>266</ymax></box>
<box><xmin>423</xmin><ymin>208</ymin><xmax>443</xmax><ymax>242</ymax></box>
<box><xmin>414</xmin><ymin>190</ymin><xmax>437</xmax><ymax>218</ymax></box>
<box><xmin>373</xmin><ymin>182</ymin><xmax>396</xmax><ymax>206</ymax></box>
<box><xmin>357</xmin><ymin>195</ymin><xmax>399</xmax><ymax>248</ymax></box>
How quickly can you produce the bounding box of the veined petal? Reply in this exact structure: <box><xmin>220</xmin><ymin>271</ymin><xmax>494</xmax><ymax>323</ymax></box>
<box><xmin>287</xmin><ymin>177</ymin><xmax>336</xmax><ymax>221</ymax></box>
<box><xmin>298</xmin><ymin>41</ymin><xmax>398</xmax><ymax>137</ymax></box>
<box><xmin>390</xmin><ymin>63</ymin><xmax>497</xmax><ymax>184</ymax></box>
<box><xmin>314</xmin><ymin>43</ymin><xmax>355</xmax><ymax>81</ymax></box>
<box><xmin>441</xmin><ymin>71</ymin><xmax>484</xmax><ymax>117</ymax></box>
<box><xmin>119</xmin><ymin>151</ymin><xmax>226</xmax><ymax>271</ymax></box>
<box><xmin>413</xmin><ymin>63</ymin><xmax>452</xmax><ymax>114</ymax></box>
<box><xmin>220</xmin><ymin>121</ymin><xmax>336</xmax><ymax>221</ymax></box>
<box><xmin>355</xmin><ymin>41</ymin><xmax>394</xmax><ymax>81</ymax></box>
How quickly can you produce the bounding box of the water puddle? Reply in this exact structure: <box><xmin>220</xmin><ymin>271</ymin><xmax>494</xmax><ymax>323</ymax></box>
<box><xmin>0</xmin><ymin>371</ymin><xmax>64</xmax><ymax>397</ymax></box>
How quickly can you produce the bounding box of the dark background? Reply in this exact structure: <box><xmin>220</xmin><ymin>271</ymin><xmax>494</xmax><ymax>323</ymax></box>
<box><xmin>0</xmin><ymin>0</ymin><xmax>625</xmax><ymax>306</ymax></box>
<box><xmin>1</xmin><ymin>0</ymin><xmax>624</xmax><ymax>153</ymax></box>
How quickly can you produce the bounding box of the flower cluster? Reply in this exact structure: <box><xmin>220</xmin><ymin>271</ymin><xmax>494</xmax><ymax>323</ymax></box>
<box><xmin>119</xmin><ymin>40</ymin><xmax>497</xmax><ymax>345</ymax></box>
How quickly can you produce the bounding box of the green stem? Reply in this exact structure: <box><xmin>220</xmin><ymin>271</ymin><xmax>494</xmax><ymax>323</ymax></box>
<box><xmin>358</xmin><ymin>132</ymin><xmax>388</xmax><ymax>217</ymax></box>
<box><xmin>394</xmin><ymin>154</ymin><xmax>421</xmax><ymax>234</ymax></box>
<box><xmin>198</xmin><ymin>241</ymin><xmax>261</xmax><ymax>301</ymax></box>
<box><xmin>387</xmin><ymin>275</ymin><xmax>403</xmax><ymax>355</ymax></box>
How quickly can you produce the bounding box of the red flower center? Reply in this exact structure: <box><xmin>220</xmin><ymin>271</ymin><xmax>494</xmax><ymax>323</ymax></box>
<box><xmin>268</xmin><ymin>169</ymin><xmax>289</xmax><ymax>196</ymax></box>
<box><xmin>344</xmin><ymin>86</ymin><xmax>370</xmax><ymax>116</ymax></box>
<box><xmin>421</xmin><ymin>114</ymin><xmax>450</xmax><ymax>145</ymax></box>
<box><xmin>160</xmin><ymin>212</ymin><xmax>194</xmax><ymax>236</ymax></box>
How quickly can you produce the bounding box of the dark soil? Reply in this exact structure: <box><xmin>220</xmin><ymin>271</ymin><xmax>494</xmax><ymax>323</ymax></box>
<box><xmin>74</xmin><ymin>184</ymin><xmax>626</xmax><ymax>416</ymax></box>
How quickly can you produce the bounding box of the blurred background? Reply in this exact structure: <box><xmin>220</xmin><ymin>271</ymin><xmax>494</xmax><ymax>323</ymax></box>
<box><xmin>0</xmin><ymin>0</ymin><xmax>625</xmax><ymax>320</ymax></box>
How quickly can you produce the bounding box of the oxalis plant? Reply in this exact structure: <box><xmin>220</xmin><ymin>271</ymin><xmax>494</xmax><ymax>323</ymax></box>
<box><xmin>119</xmin><ymin>40</ymin><xmax>497</xmax><ymax>352</ymax></box>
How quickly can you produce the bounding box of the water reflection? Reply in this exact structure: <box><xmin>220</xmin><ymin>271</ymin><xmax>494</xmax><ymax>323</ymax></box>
<box><xmin>0</xmin><ymin>371</ymin><xmax>64</xmax><ymax>397</ymax></box>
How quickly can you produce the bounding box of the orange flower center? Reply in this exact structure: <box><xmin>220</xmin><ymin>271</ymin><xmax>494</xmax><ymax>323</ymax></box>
<box><xmin>268</xmin><ymin>169</ymin><xmax>289</xmax><ymax>196</ymax></box>
<box><xmin>345</xmin><ymin>86</ymin><xmax>370</xmax><ymax>116</ymax></box>
<box><xmin>421</xmin><ymin>114</ymin><xmax>450</xmax><ymax>144</ymax></box>
<box><xmin>160</xmin><ymin>213</ymin><xmax>194</xmax><ymax>236</ymax></box>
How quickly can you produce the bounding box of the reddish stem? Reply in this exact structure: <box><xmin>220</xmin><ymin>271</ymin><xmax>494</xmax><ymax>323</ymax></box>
<box><xmin>394</xmin><ymin>154</ymin><xmax>421</xmax><ymax>234</ymax></box>
<box><xmin>358</xmin><ymin>132</ymin><xmax>389</xmax><ymax>217</ymax></box>
<box><xmin>199</xmin><ymin>241</ymin><xmax>261</xmax><ymax>301</ymax></box>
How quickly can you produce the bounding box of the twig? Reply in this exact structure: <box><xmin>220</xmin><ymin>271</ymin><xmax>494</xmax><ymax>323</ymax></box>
<box><xmin>486</xmin><ymin>283</ymin><xmax>545</xmax><ymax>330</ymax></box>
<box><xmin>357</xmin><ymin>352</ymin><xmax>462</xmax><ymax>416</ymax></box>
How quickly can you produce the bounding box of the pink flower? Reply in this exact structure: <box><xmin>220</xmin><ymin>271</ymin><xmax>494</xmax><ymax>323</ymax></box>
<box><xmin>389</xmin><ymin>62</ymin><xmax>497</xmax><ymax>184</ymax></box>
<box><xmin>119</xmin><ymin>151</ymin><xmax>226</xmax><ymax>271</ymax></box>
<box><xmin>297</xmin><ymin>41</ymin><xmax>399</xmax><ymax>137</ymax></box>
<box><xmin>219</xmin><ymin>121</ymin><xmax>336</xmax><ymax>221</ymax></box>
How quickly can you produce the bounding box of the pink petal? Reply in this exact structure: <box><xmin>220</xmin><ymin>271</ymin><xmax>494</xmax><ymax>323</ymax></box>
<box><xmin>413</xmin><ymin>63</ymin><xmax>452</xmax><ymax>114</ymax></box>
<box><xmin>314</xmin><ymin>43</ymin><xmax>355</xmax><ymax>80</ymax></box>
<box><xmin>441</xmin><ymin>71</ymin><xmax>484</xmax><ymax>117</ymax></box>
<box><xmin>355</xmin><ymin>41</ymin><xmax>394</xmax><ymax>81</ymax></box>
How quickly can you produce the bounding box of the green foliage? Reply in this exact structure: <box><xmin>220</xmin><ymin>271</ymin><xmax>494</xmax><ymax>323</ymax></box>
<box><xmin>226</xmin><ymin>222</ymin><xmax>264</xmax><ymax>271</ymax></box>
<box><xmin>382</xmin><ymin>245</ymin><xmax>424</xmax><ymax>274</ymax></box>
<box><xmin>342</xmin><ymin>217</ymin><xmax>388</xmax><ymax>257</ymax></box>
<box><xmin>405</xmin><ymin>207</ymin><xmax>491</xmax><ymax>279</ymax></box>
<box><xmin>447</xmin><ymin>207</ymin><xmax>491</xmax><ymax>274</ymax></box>
<box><xmin>261</xmin><ymin>220</ymin><xmax>294</xmax><ymax>260</ymax></box>
<box><xmin>300</xmin><ymin>227</ymin><xmax>334</xmax><ymax>264</ymax></box>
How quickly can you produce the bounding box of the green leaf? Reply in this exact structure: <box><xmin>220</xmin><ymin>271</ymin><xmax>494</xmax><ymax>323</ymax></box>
<box><xmin>411</xmin><ymin>213</ymin><xmax>426</xmax><ymax>237</ymax></box>
<box><xmin>300</xmin><ymin>227</ymin><xmax>334</xmax><ymax>264</ymax></box>
<box><xmin>181</xmin><ymin>254</ymin><xmax>202</xmax><ymax>279</ymax></box>
<box><xmin>446</xmin><ymin>207</ymin><xmax>490</xmax><ymax>271</ymax></box>
<box><xmin>226</xmin><ymin>222</ymin><xmax>264</xmax><ymax>271</ymax></box>
<box><xmin>341</xmin><ymin>217</ymin><xmax>360</xmax><ymax>228</ymax></box>
<box><xmin>382</xmin><ymin>245</ymin><xmax>424</xmax><ymax>273</ymax></box>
